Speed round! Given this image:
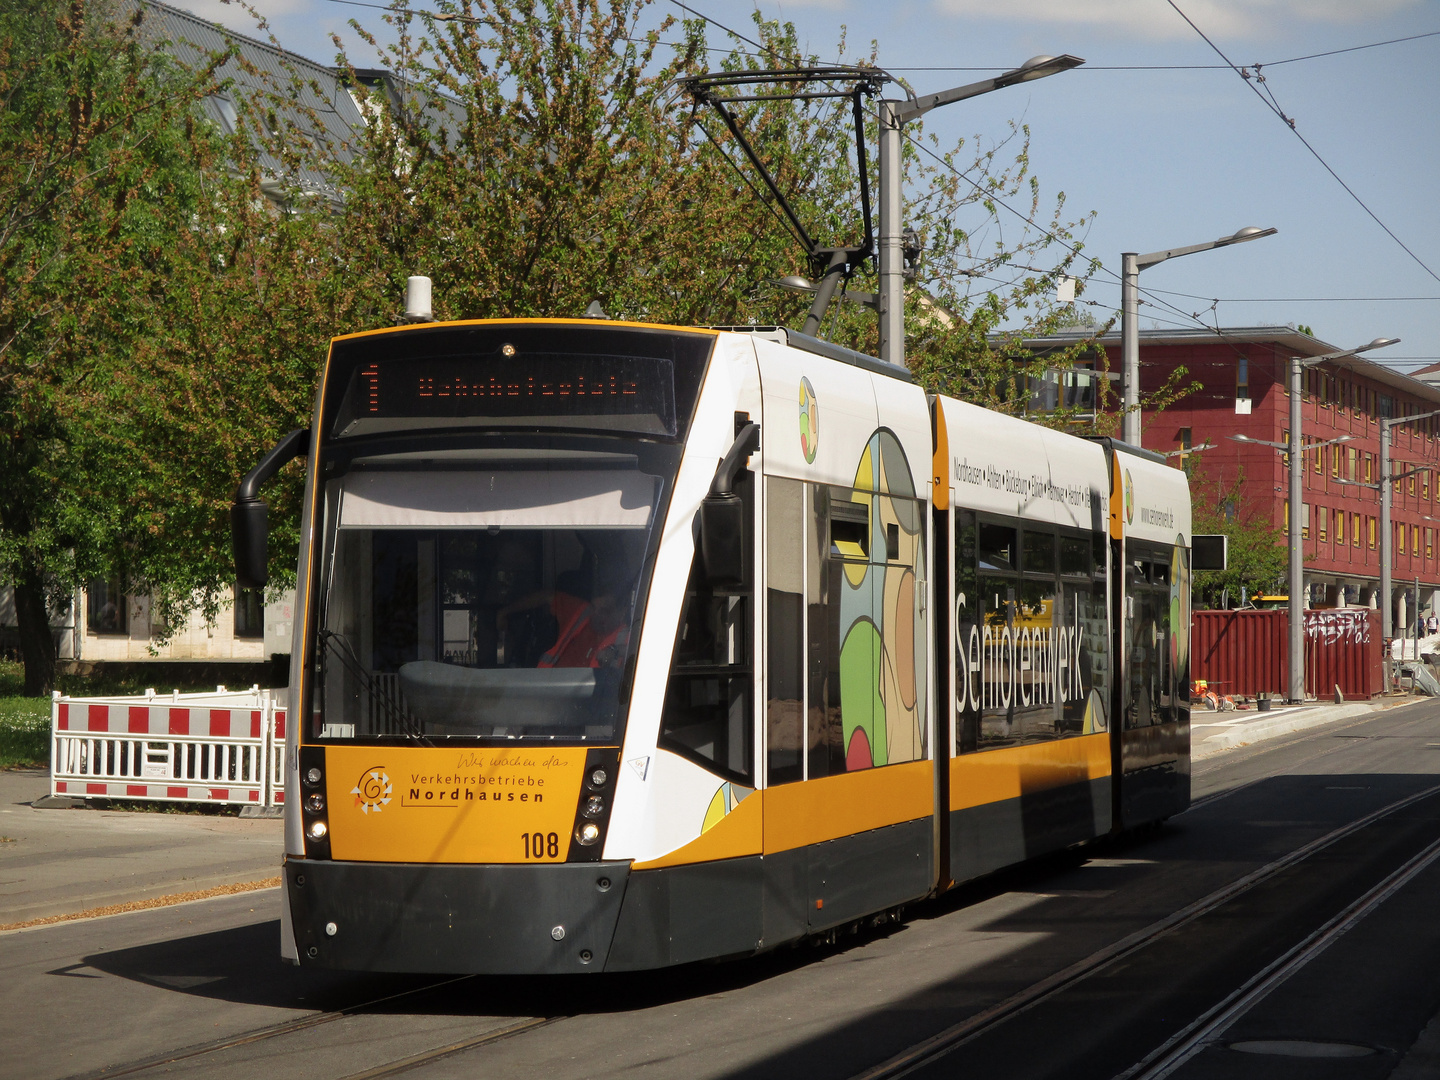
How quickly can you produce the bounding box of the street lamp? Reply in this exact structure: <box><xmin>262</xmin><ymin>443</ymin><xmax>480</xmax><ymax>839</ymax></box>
<box><xmin>1120</xmin><ymin>226</ymin><xmax>1277</xmax><ymax>445</ymax></box>
<box><xmin>877</xmin><ymin>54</ymin><xmax>1084</xmax><ymax>367</ymax></box>
<box><xmin>1232</xmin><ymin>429</ymin><xmax>1354</xmax><ymax>703</ymax></box>
<box><xmin>1232</xmin><ymin>336</ymin><xmax>1398</xmax><ymax>702</ymax></box>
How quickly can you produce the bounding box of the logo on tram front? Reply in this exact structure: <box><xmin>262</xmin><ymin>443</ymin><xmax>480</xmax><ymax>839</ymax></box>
<box><xmin>799</xmin><ymin>377</ymin><xmax>819</xmax><ymax>463</ymax></box>
<box><xmin>351</xmin><ymin>766</ymin><xmax>393</xmax><ymax>815</ymax></box>
<box><xmin>1124</xmin><ymin>469</ymin><xmax>1135</xmax><ymax>525</ymax></box>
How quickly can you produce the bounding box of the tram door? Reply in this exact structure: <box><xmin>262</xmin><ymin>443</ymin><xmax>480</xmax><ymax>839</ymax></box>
<box><xmin>1116</xmin><ymin>541</ymin><xmax>1188</xmax><ymax>827</ymax></box>
<box><xmin>763</xmin><ymin>472</ymin><xmax>932</xmax><ymax>940</ymax></box>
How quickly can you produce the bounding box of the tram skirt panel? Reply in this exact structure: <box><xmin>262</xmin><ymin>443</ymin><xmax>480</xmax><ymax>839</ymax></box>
<box><xmin>950</xmin><ymin>776</ymin><xmax>1111</xmax><ymax>883</ymax></box>
<box><xmin>285</xmin><ymin>860</ymin><xmax>630</xmax><ymax>974</ymax></box>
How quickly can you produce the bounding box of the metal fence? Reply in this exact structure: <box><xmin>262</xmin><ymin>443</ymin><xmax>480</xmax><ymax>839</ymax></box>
<box><xmin>51</xmin><ymin>687</ymin><xmax>288</xmax><ymax>807</ymax></box>
<box><xmin>1191</xmin><ymin>608</ymin><xmax>1383</xmax><ymax>701</ymax></box>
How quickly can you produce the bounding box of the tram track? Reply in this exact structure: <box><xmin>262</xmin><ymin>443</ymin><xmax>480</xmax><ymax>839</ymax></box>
<box><xmin>57</xmin><ymin>974</ymin><xmax>553</xmax><ymax>1080</ymax></box>
<box><xmin>847</xmin><ymin>779</ymin><xmax>1440</xmax><ymax>1080</ymax></box>
<box><xmin>1115</xmin><ymin>830</ymin><xmax>1440</xmax><ymax>1080</ymax></box>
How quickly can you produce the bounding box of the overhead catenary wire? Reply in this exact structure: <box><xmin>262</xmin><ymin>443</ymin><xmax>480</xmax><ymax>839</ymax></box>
<box><xmin>889</xmin><ymin>30</ymin><xmax>1440</xmax><ymax>72</ymax></box>
<box><xmin>1165</xmin><ymin>0</ymin><xmax>1440</xmax><ymax>287</ymax></box>
<box><xmin>320</xmin><ymin>0</ymin><xmax>1434</xmax><ymax>363</ymax></box>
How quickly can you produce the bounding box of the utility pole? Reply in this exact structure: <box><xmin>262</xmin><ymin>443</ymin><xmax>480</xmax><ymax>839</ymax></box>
<box><xmin>876</xmin><ymin>55</ymin><xmax>1083</xmax><ymax>368</ymax></box>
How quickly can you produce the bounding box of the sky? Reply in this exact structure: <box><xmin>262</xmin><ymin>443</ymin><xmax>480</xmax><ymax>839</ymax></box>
<box><xmin>181</xmin><ymin>0</ymin><xmax>1440</xmax><ymax>371</ymax></box>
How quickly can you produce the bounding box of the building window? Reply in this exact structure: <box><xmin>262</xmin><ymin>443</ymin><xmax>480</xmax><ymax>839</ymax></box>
<box><xmin>1380</xmin><ymin>394</ymin><xmax>1394</xmax><ymax>419</ymax></box>
<box><xmin>1352</xmin><ymin>512</ymin><xmax>1361</xmax><ymax>548</ymax></box>
<box><xmin>1410</xmin><ymin>472</ymin><xmax>1417</xmax><ymax>497</ymax></box>
<box><xmin>1318</xmin><ymin>506</ymin><xmax>1329</xmax><ymax>542</ymax></box>
<box><xmin>1369</xmin><ymin>517</ymin><xmax>1377</xmax><ymax>549</ymax></box>
<box><xmin>234</xmin><ymin>588</ymin><xmax>264</xmax><ymax>639</ymax></box>
<box><xmin>1303</xmin><ymin>502</ymin><xmax>1310</xmax><ymax>540</ymax></box>
<box><xmin>1346</xmin><ymin>446</ymin><xmax>1357</xmax><ymax>481</ymax></box>
<box><xmin>1365</xmin><ymin>453</ymin><xmax>1374</xmax><ymax>483</ymax></box>
<box><xmin>1236</xmin><ymin>358</ymin><xmax>1249</xmax><ymax>402</ymax></box>
<box><xmin>1331</xmin><ymin>447</ymin><xmax>1340</xmax><ymax>478</ymax></box>
<box><xmin>1176</xmin><ymin>427</ymin><xmax>1192</xmax><ymax>470</ymax></box>
<box><xmin>1284</xmin><ymin>500</ymin><xmax>1289</xmax><ymax>532</ymax></box>
<box><xmin>87</xmin><ymin>579</ymin><xmax>127</xmax><ymax>635</ymax></box>
<box><xmin>1428</xmin><ymin>528</ymin><xmax>1434</xmax><ymax>561</ymax></box>
<box><xmin>1335</xmin><ymin>509</ymin><xmax>1344</xmax><ymax>545</ymax></box>
<box><xmin>1314</xmin><ymin>441</ymin><xmax>1322</xmax><ymax>475</ymax></box>
<box><xmin>1414</xmin><ymin>524</ymin><xmax>1421</xmax><ymax>556</ymax></box>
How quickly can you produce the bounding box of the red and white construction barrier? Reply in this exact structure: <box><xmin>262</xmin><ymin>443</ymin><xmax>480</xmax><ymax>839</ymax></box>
<box><xmin>51</xmin><ymin>687</ymin><xmax>288</xmax><ymax>808</ymax></box>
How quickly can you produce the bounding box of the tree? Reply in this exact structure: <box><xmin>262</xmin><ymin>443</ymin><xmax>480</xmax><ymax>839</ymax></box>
<box><xmin>1188</xmin><ymin>467</ymin><xmax>1288</xmax><ymax>609</ymax></box>
<box><xmin>2</xmin><ymin>0</ymin><xmax>1163</xmax><ymax>692</ymax></box>
<box><xmin>0</xmin><ymin>0</ymin><xmax>228</xmax><ymax>692</ymax></box>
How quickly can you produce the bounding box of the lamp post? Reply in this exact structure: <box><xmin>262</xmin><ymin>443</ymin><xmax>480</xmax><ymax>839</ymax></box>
<box><xmin>1120</xmin><ymin>227</ymin><xmax>1277</xmax><ymax>445</ymax></box>
<box><xmin>1233</xmin><ymin>430</ymin><xmax>1354</xmax><ymax>703</ymax></box>
<box><xmin>1377</xmin><ymin>409</ymin><xmax>1438</xmax><ymax>638</ymax></box>
<box><xmin>1234</xmin><ymin>336</ymin><xmax>1399</xmax><ymax>702</ymax></box>
<box><xmin>877</xmin><ymin>54</ymin><xmax>1083</xmax><ymax>367</ymax></box>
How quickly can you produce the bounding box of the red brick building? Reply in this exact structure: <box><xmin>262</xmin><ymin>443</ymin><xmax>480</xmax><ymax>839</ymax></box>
<box><xmin>1020</xmin><ymin>327</ymin><xmax>1440</xmax><ymax>626</ymax></box>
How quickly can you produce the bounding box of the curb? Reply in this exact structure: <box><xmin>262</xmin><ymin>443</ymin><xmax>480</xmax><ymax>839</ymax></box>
<box><xmin>1194</xmin><ymin>696</ymin><xmax>1427</xmax><ymax>760</ymax></box>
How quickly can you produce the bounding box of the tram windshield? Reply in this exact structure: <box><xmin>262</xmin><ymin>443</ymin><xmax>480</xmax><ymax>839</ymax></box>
<box><xmin>312</xmin><ymin>445</ymin><xmax>668</xmax><ymax>743</ymax></box>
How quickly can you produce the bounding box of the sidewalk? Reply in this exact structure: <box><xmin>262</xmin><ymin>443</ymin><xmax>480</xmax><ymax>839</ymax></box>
<box><xmin>1191</xmin><ymin>692</ymin><xmax>1427</xmax><ymax>761</ymax></box>
<box><xmin>2</xmin><ymin>693</ymin><xmax>1430</xmax><ymax>928</ymax></box>
<box><xmin>0</xmin><ymin>768</ymin><xmax>283</xmax><ymax>928</ymax></box>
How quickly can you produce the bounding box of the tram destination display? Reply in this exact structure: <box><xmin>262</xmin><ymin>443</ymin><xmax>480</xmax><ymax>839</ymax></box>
<box><xmin>333</xmin><ymin>352</ymin><xmax>677</xmax><ymax>437</ymax></box>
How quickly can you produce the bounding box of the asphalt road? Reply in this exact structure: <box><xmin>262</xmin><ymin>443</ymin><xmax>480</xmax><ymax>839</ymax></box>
<box><xmin>5</xmin><ymin>700</ymin><xmax>1440</xmax><ymax>1080</ymax></box>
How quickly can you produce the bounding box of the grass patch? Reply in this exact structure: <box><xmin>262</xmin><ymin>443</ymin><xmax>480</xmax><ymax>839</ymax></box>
<box><xmin>0</xmin><ymin>697</ymin><xmax>50</xmax><ymax>769</ymax></box>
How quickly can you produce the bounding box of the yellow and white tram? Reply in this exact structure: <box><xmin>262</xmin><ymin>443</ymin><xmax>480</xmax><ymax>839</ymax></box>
<box><xmin>231</xmin><ymin>318</ymin><xmax>1191</xmax><ymax>973</ymax></box>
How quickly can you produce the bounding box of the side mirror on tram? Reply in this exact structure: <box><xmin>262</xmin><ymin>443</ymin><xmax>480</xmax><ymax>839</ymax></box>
<box><xmin>231</xmin><ymin>427</ymin><xmax>311</xmax><ymax>591</ymax></box>
<box><xmin>700</xmin><ymin>494</ymin><xmax>746</xmax><ymax>585</ymax></box>
<box><xmin>700</xmin><ymin>422</ymin><xmax>760</xmax><ymax>586</ymax></box>
<box><xmin>232</xmin><ymin>499</ymin><xmax>270</xmax><ymax>589</ymax></box>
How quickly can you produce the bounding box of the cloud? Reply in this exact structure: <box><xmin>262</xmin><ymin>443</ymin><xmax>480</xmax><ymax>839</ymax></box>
<box><xmin>932</xmin><ymin>0</ymin><xmax>1425</xmax><ymax>41</ymax></box>
<box><xmin>164</xmin><ymin>0</ymin><xmax>315</xmax><ymax>36</ymax></box>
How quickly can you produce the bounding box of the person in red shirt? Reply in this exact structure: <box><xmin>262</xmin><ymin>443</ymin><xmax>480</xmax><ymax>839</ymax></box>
<box><xmin>502</xmin><ymin>557</ymin><xmax>633</xmax><ymax>669</ymax></box>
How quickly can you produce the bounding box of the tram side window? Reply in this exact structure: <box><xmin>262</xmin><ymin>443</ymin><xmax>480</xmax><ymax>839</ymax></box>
<box><xmin>659</xmin><ymin>473</ymin><xmax>754</xmax><ymax>784</ymax></box>
<box><xmin>808</xmin><ymin>482</ymin><xmax>927</xmax><ymax>775</ymax></box>
<box><xmin>808</xmin><ymin>485</ymin><xmax>841</xmax><ymax>778</ymax></box>
<box><xmin>978</xmin><ymin>522</ymin><xmax>1017</xmax><ymax>572</ymax></box>
<box><xmin>956</xmin><ymin>519</ymin><xmax>1106</xmax><ymax>753</ymax></box>
<box><xmin>1061</xmin><ymin>535</ymin><xmax>1108</xmax><ymax>736</ymax></box>
<box><xmin>1124</xmin><ymin>553</ymin><xmax>1172</xmax><ymax>730</ymax></box>
<box><xmin>954</xmin><ymin>511</ymin><xmax>979</xmax><ymax>753</ymax></box>
<box><xmin>766</xmin><ymin>478</ymin><xmax>805</xmax><ymax>785</ymax></box>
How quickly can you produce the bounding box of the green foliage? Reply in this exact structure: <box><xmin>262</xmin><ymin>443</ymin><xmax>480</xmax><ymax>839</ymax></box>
<box><xmin>0</xmin><ymin>0</ymin><xmax>1168</xmax><ymax>693</ymax></box>
<box><xmin>0</xmin><ymin>0</ymin><xmax>231</xmax><ymax>690</ymax></box>
<box><xmin>1190</xmin><ymin>467</ymin><xmax>1288</xmax><ymax>609</ymax></box>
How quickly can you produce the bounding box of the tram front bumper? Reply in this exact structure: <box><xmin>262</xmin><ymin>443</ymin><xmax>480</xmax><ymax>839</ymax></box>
<box><xmin>285</xmin><ymin>857</ymin><xmax>630</xmax><ymax>973</ymax></box>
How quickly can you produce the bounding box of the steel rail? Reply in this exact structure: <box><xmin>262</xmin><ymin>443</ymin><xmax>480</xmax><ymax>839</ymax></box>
<box><xmin>846</xmin><ymin>781</ymin><xmax>1440</xmax><ymax>1080</ymax></box>
<box><xmin>1116</xmin><ymin>830</ymin><xmax>1440</xmax><ymax>1079</ymax></box>
<box><xmin>55</xmin><ymin>973</ymin><xmax>535</xmax><ymax>1080</ymax></box>
<box><xmin>334</xmin><ymin>1016</ymin><xmax>561</xmax><ymax>1080</ymax></box>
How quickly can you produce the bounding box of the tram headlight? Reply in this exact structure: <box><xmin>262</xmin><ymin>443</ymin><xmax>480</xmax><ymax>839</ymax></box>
<box><xmin>307</xmin><ymin>819</ymin><xmax>328</xmax><ymax>841</ymax></box>
<box><xmin>581</xmin><ymin>795</ymin><xmax>605</xmax><ymax>819</ymax></box>
<box><xmin>589</xmin><ymin>768</ymin><xmax>608</xmax><ymax>789</ymax></box>
<box><xmin>575</xmin><ymin>822</ymin><xmax>601</xmax><ymax>846</ymax></box>
<box><xmin>305</xmin><ymin>792</ymin><xmax>325</xmax><ymax>813</ymax></box>
<box><xmin>304</xmin><ymin>766</ymin><xmax>323</xmax><ymax>788</ymax></box>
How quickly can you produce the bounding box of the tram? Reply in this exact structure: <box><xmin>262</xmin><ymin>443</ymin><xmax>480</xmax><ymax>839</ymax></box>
<box><xmin>232</xmin><ymin>318</ymin><xmax>1191</xmax><ymax>973</ymax></box>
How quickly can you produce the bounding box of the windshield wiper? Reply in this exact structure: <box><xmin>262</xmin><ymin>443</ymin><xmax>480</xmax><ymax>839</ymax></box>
<box><xmin>318</xmin><ymin>628</ymin><xmax>432</xmax><ymax>745</ymax></box>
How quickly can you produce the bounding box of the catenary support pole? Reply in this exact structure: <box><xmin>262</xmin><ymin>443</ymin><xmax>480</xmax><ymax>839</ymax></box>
<box><xmin>1121</xmin><ymin>253</ymin><xmax>1141</xmax><ymax>445</ymax></box>
<box><xmin>1288</xmin><ymin>356</ymin><xmax>1304</xmax><ymax>703</ymax></box>
<box><xmin>877</xmin><ymin>99</ymin><xmax>904</xmax><ymax>369</ymax></box>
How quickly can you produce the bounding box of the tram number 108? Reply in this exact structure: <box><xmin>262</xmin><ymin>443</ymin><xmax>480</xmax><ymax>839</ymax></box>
<box><xmin>522</xmin><ymin>832</ymin><xmax>561</xmax><ymax>859</ymax></box>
